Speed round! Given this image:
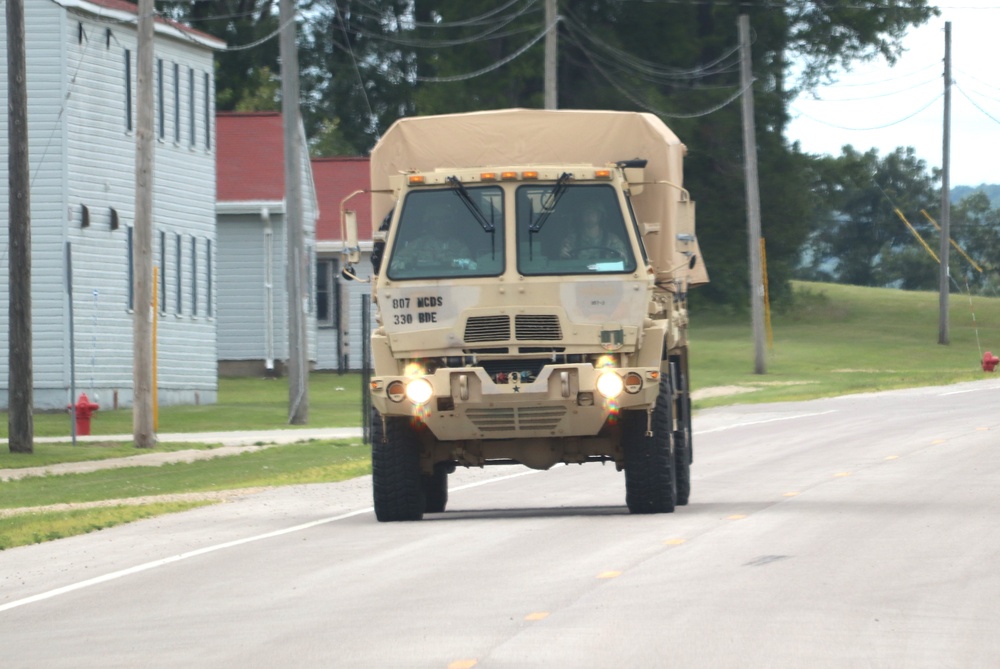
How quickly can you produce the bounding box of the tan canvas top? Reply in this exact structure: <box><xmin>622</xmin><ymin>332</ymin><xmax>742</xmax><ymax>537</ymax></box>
<box><xmin>370</xmin><ymin>109</ymin><xmax>706</xmax><ymax>285</ymax></box>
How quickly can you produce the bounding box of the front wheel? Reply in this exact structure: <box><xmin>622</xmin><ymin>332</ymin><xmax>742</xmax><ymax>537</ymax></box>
<box><xmin>622</xmin><ymin>377</ymin><xmax>677</xmax><ymax>514</ymax></box>
<box><xmin>371</xmin><ymin>410</ymin><xmax>424</xmax><ymax>522</ymax></box>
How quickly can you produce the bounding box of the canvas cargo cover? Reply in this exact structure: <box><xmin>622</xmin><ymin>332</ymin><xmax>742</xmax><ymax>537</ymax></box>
<box><xmin>370</xmin><ymin>108</ymin><xmax>707</xmax><ymax>286</ymax></box>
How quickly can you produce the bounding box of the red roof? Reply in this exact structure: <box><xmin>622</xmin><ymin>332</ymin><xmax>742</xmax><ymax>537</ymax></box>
<box><xmin>83</xmin><ymin>0</ymin><xmax>225</xmax><ymax>46</ymax></box>
<box><xmin>312</xmin><ymin>157</ymin><xmax>372</xmax><ymax>242</ymax></box>
<box><xmin>216</xmin><ymin>112</ymin><xmax>286</xmax><ymax>202</ymax></box>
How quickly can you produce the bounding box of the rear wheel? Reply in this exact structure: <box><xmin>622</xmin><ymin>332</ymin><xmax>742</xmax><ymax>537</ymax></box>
<box><xmin>672</xmin><ymin>362</ymin><xmax>693</xmax><ymax>506</ymax></box>
<box><xmin>622</xmin><ymin>377</ymin><xmax>677</xmax><ymax>514</ymax></box>
<box><xmin>371</xmin><ymin>410</ymin><xmax>424</xmax><ymax>522</ymax></box>
<box><xmin>422</xmin><ymin>463</ymin><xmax>450</xmax><ymax>514</ymax></box>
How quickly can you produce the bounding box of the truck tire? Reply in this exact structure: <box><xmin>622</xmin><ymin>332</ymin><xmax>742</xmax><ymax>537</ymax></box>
<box><xmin>422</xmin><ymin>463</ymin><xmax>449</xmax><ymax>513</ymax></box>
<box><xmin>673</xmin><ymin>374</ymin><xmax>692</xmax><ymax>506</ymax></box>
<box><xmin>371</xmin><ymin>410</ymin><xmax>425</xmax><ymax>522</ymax></box>
<box><xmin>622</xmin><ymin>377</ymin><xmax>677</xmax><ymax>514</ymax></box>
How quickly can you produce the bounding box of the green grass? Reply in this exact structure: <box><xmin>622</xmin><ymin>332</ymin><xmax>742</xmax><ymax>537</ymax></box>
<box><xmin>2</xmin><ymin>371</ymin><xmax>363</xmax><ymax>439</ymax></box>
<box><xmin>0</xmin><ymin>502</ymin><xmax>213</xmax><ymax>550</ymax></box>
<box><xmin>0</xmin><ymin>440</ymin><xmax>227</xmax><ymax>470</ymax></box>
<box><xmin>688</xmin><ymin>281</ymin><xmax>1000</xmax><ymax>408</ymax></box>
<box><xmin>1</xmin><ymin>440</ymin><xmax>371</xmax><ymax>509</ymax></box>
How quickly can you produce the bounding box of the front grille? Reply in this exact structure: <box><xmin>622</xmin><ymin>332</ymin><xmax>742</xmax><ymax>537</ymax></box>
<box><xmin>515</xmin><ymin>315</ymin><xmax>562</xmax><ymax>341</ymax></box>
<box><xmin>467</xmin><ymin>406</ymin><xmax>567</xmax><ymax>432</ymax></box>
<box><xmin>464</xmin><ymin>315</ymin><xmax>510</xmax><ymax>343</ymax></box>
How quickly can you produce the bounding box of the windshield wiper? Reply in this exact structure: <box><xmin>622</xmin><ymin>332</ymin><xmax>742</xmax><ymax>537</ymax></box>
<box><xmin>447</xmin><ymin>176</ymin><xmax>494</xmax><ymax>232</ymax></box>
<box><xmin>529</xmin><ymin>172</ymin><xmax>572</xmax><ymax>234</ymax></box>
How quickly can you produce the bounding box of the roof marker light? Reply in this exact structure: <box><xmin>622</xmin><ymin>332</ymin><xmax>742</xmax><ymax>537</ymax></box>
<box><xmin>595</xmin><ymin>169</ymin><xmax>611</xmax><ymax>179</ymax></box>
<box><xmin>408</xmin><ymin>175</ymin><xmax>425</xmax><ymax>185</ymax></box>
<box><xmin>501</xmin><ymin>171</ymin><xmax>518</xmax><ymax>180</ymax></box>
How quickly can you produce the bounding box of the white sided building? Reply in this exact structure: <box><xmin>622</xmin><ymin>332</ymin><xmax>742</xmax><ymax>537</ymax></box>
<box><xmin>0</xmin><ymin>0</ymin><xmax>224</xmax><ymax>410</ymax></box>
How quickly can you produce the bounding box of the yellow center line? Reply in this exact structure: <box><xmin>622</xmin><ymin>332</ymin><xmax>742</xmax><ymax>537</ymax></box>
<box><xmin>447</xmin><ymin>661</ymin><xmax>477</xmax><ymax>669</ymax></box>
<box><xmin>664</xmin><ymin>538</ymin><xmax>686</xmax><ymax>545</ymax></box>
<box><xmin>783</xmin><ymin>491</ymin><xmax>800</xmax><ymax>497</ymax></box>
<box><xmin>884</xmin><ymin>455</ymin><xmax>900</xmax><ymax>460</ymax></box>
<box><xmin>525</xmin><ymin>612</ymin><xmax>550</xmax><ymax>621</ymax></box>
<box><xmin>726</xmin><ymin>514</ymin><xmax>747</xmax><ymax>520</ymax></box>
<box><xmin>597</xmin><ymin>571</ymin><xmax>622</xmax><ymax>579</ymax></box>
<box><xmin>834</xmin><ymin>472</ymin><xmax>852</xmax><ymax>478</ymax></box>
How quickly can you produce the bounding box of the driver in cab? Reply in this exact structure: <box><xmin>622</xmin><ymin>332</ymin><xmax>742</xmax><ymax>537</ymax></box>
<box><xmin>559</xmin><ymin>208</ymin><xmax>627</xmax><ymax>260</ymax></box>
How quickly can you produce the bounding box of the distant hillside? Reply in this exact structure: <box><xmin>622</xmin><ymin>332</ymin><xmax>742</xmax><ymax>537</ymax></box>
<box><xmin>952</xmin><ymin>184</ymin><xmax>1000</xmax><ymax>208</ymax></box>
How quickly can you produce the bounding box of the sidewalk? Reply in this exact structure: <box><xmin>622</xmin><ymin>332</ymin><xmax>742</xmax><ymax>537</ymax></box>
<box><xmin>0</xmin><ymin>427</ymin><xmax>364</xmax><ymax>481</ymax></box>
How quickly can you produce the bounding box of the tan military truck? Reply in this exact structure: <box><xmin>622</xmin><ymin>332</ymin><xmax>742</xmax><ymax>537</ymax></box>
<box><xmin>344</xmin><ymin>109</ymin><xmax>708</xmax><ymax>521</ymax></box>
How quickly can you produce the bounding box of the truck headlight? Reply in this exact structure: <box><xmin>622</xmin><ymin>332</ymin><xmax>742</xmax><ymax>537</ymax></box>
<box><xmin>405</xmin><ymin>378</ymin><xmax>434</xmax><ymax>405</ymax></box>
<box><xmin>596</xmin><ymin>371</ymin><xmax>624</xmax><ymax>399</ymax></box>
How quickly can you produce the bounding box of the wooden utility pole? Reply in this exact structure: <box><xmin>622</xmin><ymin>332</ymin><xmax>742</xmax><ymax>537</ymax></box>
<box><xmin>938</xmin><ymin>21</ymin><xmax>952</xmax><ymax>345</ymax></box>
<box><xmin>739</xmin><ymin>14</ymin><xmax>766</xmax><ymax>374</ymax></box>
<box><xmin>281</xmin><ymin>0</ymin><xmax>308</xmax><ymax>424</ymax></box>
<box><xmin>7</xmin><ymin>0</ymin><xmax>34</xmax><ymax>453</ymax></box>
<box><xmin>544</xmin><ymin>0</ymin><xmax>558</xmax><ymax>110</ymax></box>
<box><xmin>133</xmin><ymin>0</ymin><xmax>156</xmax><ymax>446</ymax></box>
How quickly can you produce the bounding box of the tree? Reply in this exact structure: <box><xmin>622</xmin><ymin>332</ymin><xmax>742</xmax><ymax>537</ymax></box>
<box><xmin>165</xmin><ymin>0</ymin><xmax>940</xmax><ymax>306</ymax></box>
<box><xmin>798</xmin><ymin>146</ymin><xmax>941</xmax><ymax>288</ymax></box>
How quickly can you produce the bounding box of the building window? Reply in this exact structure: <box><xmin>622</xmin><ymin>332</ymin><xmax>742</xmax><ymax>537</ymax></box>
<box><xmin>316</xmin><ymin>259</ymin><xmax>337</xmax><ymax>328</ymax></box>
<box><xmin>175</xmin><ymin>232</ymin><xmax>183</xmax><ymax>314</ymax></box>
<box><xmin>159</xmin><ymin>229</ymin><xmax>166</xmax><ymax>313</ymax></box>
<box><xmin>203</xmin><ymin>72</ymin><xmax>211</xmax><ymax>150</ymax></box>
<box><xmin>188</xmin><ymin>67</ymin><xmax>196</xmax><ymax>147</ymax></box>
<box><xmin>126</xmin><ymin>226</ymin><xmax>134</xmax><ymax>310</ymax></box>
<box><xmin>124</xmin><ymin>49</ymin><xmax>132</xmax><ymax>132</ymax></box>
<box><xmin>191</xmin><ymin>236</ymin><xmax>198</xmax><ymax>316</ymax></box>
<box><xmin>206</xmin><ymin>238</ymin><xmax>213</xmax><ymax>317</ymax></box>
<box><xmin>173</xmin><ymin>62</ymin><xmax>180</xmax><ymax>143</ymax></box>
<box><xmin>157</xmin><ymin>58</ymin><xmax>164</xmax><ymax>140</ymax></box>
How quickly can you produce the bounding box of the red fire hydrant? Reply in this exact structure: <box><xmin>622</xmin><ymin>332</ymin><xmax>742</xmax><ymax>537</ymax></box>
<box><xmin>983</xmin><ymin>351</ymin><xmax>999</xmax><ymax>373</ymax></box>
<box><xmin>70</xmin><ymin>393</ymin><xmax>100</xmax><ymax>436</ymax></box>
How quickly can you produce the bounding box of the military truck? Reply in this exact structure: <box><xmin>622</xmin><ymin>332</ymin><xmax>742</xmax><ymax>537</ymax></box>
<box><xmin>343</xmin><ymin>109</ymin><xmax>708</xmax><ymax>521</ymax></box>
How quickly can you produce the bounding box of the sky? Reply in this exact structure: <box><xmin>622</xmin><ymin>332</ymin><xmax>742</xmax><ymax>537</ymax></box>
<box><xmin>785</xmin><ymin>1</ymin><xmax>1000</xmax><ymax>188</ymax></box>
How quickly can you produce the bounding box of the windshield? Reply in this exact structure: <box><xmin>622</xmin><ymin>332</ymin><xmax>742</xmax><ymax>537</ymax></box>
<box><xmin>516</xmin><ymin>184</ymin><xmax>637</xmax><ymax>275</ymax></box>
<box><xmin>386</xmin><ymin>186</ymin><xmax>504</xmax><ymax>280</ymax></box>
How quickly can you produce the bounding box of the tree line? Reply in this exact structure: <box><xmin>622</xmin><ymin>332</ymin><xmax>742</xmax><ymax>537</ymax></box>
<box><xmin>162</xmin><ymin>0</ymin><xmax>1000</xmax><ymax>304</ymax></box>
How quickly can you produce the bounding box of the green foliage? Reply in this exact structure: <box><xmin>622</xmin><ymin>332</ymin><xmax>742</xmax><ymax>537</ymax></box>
<box><xmin>952</xmin><ymin>184</ymin><xmax>1000</xmax><ymax>209</ymax></box>
<box><xmin>161</xmin><ymin>0</ymin><xmax>939</xmax><ymax>306</ymax></box>
<box><xmin>798</xmin><ymin>146</ymin><xmax>942</xmax><ymax>288</ymax></box>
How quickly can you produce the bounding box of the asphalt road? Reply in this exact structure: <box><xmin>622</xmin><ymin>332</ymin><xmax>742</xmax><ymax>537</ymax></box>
<box><xmin>3</xmin><ymin>379</ymin><xmax>1000</xmax><ymax>668</ymax></box>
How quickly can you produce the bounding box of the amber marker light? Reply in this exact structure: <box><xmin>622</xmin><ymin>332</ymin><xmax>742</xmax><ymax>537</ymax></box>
<box><xmin>522</xmin><ymin>170</ymin><xmax>539</xmax><ymax>179</ymax></box>
<box><xmin>408</xmin><ymin>175</ymin><xmax>425</xmax><ymax>185</ymax></box>
<box><xmin>501</xmin><ymin>171</ymin><xmax>518</xmax><ymax>180</ymax></box>
<box><xmin>481</xmin><ymin>172</ymin><xmax>497</xmax><ymax>181</ymax></box>
<box><xmin>594</xmin><ymin>169</ymin><xmax>611</xmax><ymax>179</ymax></box>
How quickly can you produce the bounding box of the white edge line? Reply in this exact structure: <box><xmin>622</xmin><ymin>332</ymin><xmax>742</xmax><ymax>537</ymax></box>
<box><xmin>1</xmin><ymin>468</ymin><xmax>545</xmax><ymax>614</ymax></box>
<box><xmin>939</xmin><ymin>385</ymin><xmax>1000</xmax><ymax>396</ymax></box>
<box><xmin>694</xmin><ymin>410</ymin><xmax>837</xmax><ymax>435</ymax></box>
<box><xmin>0</xmin><ymin>508</ymin><xmax>379</xmax><ymax>614</ymax></box>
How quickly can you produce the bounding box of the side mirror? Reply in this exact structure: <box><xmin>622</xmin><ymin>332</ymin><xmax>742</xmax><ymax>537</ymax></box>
<box><xmin>342</xmin><ymin>210</ymin><xmax>361</xmax><ymax>264</ymax></box>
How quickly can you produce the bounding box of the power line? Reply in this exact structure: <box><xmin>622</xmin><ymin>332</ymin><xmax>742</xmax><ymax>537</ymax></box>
<box><xmin>798</xmin><ymin>74</ymin><xmax>939</xmax><ymax>102</ymax></box>
<box><xmin>791</xmin><ymin>93</ymin><xmax>944</xmax><ymax>131</ymax></box>
<box><xmin>416</xmin><ymin>18</ymin><xmax>555</xmax><ymax>83</ymax></box>
<box><xmin>955</xmin><ymin>83</ymin><xmax>1000</xmax><ymax>125</ymax></box>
